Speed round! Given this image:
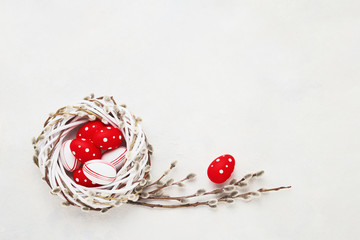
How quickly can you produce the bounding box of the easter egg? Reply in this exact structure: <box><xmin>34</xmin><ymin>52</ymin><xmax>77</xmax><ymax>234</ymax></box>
<box><xmin>60</xmin><ymin>140</ymin><xmax>82</xmax><ymax>172</ymax></box>
<box><xmin>92</xmin><ymin>126</ymin><xmax>124</xmax><ymax>150</ymax></box>
<box><xmin>73</xmin><ymin>168</ymin><xmax>100</xmax><ymax>187</ymax></box>
<box><xmin>83</xmin><ymin>160</ymin><xmax>117</xmax><ymax>185</ymax></box>
<box><xmin>101</xmin><ymin>146</ymin><xmax>127</xmax><ymax>170</ymax></box>
<box><xmin>76</xmin><ymin>120</ymin><xmax>105</xmax><ymax>140</ymax></box>
<box><xmin>207</xmin><ymin>154</ymin><xmax>235</xmax><ymax>184</ymax></box>
<box><xmin>70</xmin><ymin>138</ymin><xmax>102</xmax><ymax>163</ymax></box>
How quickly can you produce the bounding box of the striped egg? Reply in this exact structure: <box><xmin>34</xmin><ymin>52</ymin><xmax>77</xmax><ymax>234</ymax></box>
<box><xmin>83</xmin><ymin>160</ymin><xmax>116</xmax><ymax>185</ymax></box>
<box><xmin>101</xmin><ymin>146</ymin><xmax>127</xmax><ymax>170</ymax></box>
<box><xmin>60</xmin><ymin>140</ymin><xmax>82</xmax><ymax>172</ymax></box>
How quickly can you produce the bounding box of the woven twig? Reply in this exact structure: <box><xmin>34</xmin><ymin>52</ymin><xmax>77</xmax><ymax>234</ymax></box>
<box><xmin>33</xmin><ymin>95</ymin><xmax>150</xmax><ymax>211</ymax></box>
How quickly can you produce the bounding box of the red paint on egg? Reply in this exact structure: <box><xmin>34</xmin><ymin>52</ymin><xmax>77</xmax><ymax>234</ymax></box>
<box><xmin>207</xmin><ymin>154</ymin><xmax>235</xmax><ymax>184</ymax></box>
<box><xmin>70</xmin><ymin>138</ymin><xmax>102</xmax><ymax>163</ymax></box>
<box><xmin>76</xmin><ymin>120</ymin><xmax>105</xmax><ymax>140</ymax></box>
<box><xmin>73</xmin><ymin>168</ymin><xmax>100</xmax><ymax>187</ymax></box>
<box><xmin>92</xmin><ymin>126</ymin><xmax>124</xmax><ymax>150</ymax></box>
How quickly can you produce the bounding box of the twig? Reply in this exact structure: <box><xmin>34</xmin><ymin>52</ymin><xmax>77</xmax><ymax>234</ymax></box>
<box><xmin>145</xmin><ymin>163</ymin><xmax>177</xmax><ymax>188</ymax></box>
<box><xmin>148</xmin><ymin>177</ymin><xmax>187</xmax><ymax>194</ymax></box>
<box><xmin>147</xmin><ymin>188</ymin><xmax>221</xmax><ymax>201</ymax></box>
<box><xmin>130</xmin><ymin>185</ymin><xmax>291</xmax><ymax>208</ymax></box>
<box><xmin>127</xmin><ymin>201</ymin><xmax>208</xmax><ymax>208</ymax></box>
<box><xmin>258</xmin><ymin>186</ymin><xmax>291</xmax><ymax>192</ymax></box>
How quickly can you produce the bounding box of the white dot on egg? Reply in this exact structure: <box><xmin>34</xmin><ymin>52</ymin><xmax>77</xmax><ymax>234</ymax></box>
<box><xmin>84</xmin><ymin>179</ymin><xmax>87</xmax><ymax>182</ymax></box>
<box><xmin>113</xmin><ymin>136</ymin><xmax>115</xmax><ymax>139</ymax></box>
<box><xmin>107</xmin><ymin>127</ymin><xmax>111</xmax><ymax>129</ymax></box>
<box><xmin>119</xmin><ymin>135</ymin><xmax>121</xmax><ymax>139</ymax></box>
<box><xmin>79</xmin><ymin>134</ymin><xmax>81</xmax><ymax>136</ymax></box>
<box><xmin>100</xmin><ymin>146</ymin><xmax>103</xmax><ymax>148</ymax></box>
<box><xmin>85</xmin><ymin>148</ymin><xmax>89</xmax><ymax>152</ymax></box>
<box><xmin>225</xmin><ymin>165</ymin><xmax>228</xmax><ymax>168</ymax></box>
<box><xmin>108</xmin><ymin>147</ymin><xmax>112</xmax><ymax>150</ymax></box>
<box><xmin>219</xmin><ymin>169</ymin><xmax>224</xmax><ymax>174</ymax></box>
<box><xmin>93</xmin><ymin>153</ymin><xmax>95</xmax><ymax>156</ymax></box>
<box><xmin>216</xmin><ymin>159</ymin><xmax>220</xmax><ymax>162</ymax></box>
<box><xmin>75</xmin><ymin>178</ymin><xmax>79</xmax><ymax>182</ymax></box>
<box><xmin>103</xmin><ymin>138</ymin><xmax>108</xmax><ymax>142</ymax></box>
<box><xmin>78</xmin><ymin>145</ymin><xmax>81</xmax><ymax>148</ymax></box>
<box><xmin>79</xmin><ymin>158</ymin><xmax>82</xmax><ymax>161</ymax></box>
<box><xmin>78</xmin><ymin>170</ymin><xmax>81</xmax><ymax>173</ymax></box>
<box><xmin>85</xmin><ymin>127</ymin><xmax>88</xmax><ymax>131</ymax></box>
<box><xmin>72</xmin><ymin>151</ymin><xmax>76</xmax><ymax>155</ymax></box>
<box><xmin>92</xmin><ymin>125</ymin><xmax>95</xmax><ymax>128</ymax></box>
<box><xmin>211</xmin><ymin>165</ymin><xmax>213</xmax><ymax>167</ymax></box>
<box><xmin>100</xmin><ymin>130</ymin><xmax>104</xmax><ymax>132</ymax></box>
<box><xmin>228</xmin><ymin>158</ymin><xmax>232</xmax><ymax>162</ymax></box>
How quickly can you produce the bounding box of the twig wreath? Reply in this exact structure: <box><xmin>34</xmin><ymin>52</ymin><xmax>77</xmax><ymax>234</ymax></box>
<box><xmin>32</xmin><ymin>94</ymin><xmax>291</xmax><ymax>212</ymax></box>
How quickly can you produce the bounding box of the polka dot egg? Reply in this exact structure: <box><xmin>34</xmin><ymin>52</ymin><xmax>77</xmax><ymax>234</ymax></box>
<box><xmin>92</xmin><ymin>126</ymin><xmax>124</xmax><ymax>150</ymax></box>
<box><xmin>70</xmin><ymin>138</ymin><xmax>102</xmax><ymax>163</ymax></box>
<box><xmin>76</xmin><ymin>120</ymin><xmax>105</xmax><ymax>140</ymax></box>
<box><xmin>73</xmin><ymin>168</ymin><xmax>100</xmax><ymax>187</ymax></box>
<box><xmin>207</xmin><ymin>154</ymin><xmax>235</xmax><ymax>183</ymax></box>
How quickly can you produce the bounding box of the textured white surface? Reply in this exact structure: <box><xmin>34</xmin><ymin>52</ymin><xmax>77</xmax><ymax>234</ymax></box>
<box><xmin>0</xmin><ymin>0</ymin><xmax>360</xmax><ymax>239</ymax></box>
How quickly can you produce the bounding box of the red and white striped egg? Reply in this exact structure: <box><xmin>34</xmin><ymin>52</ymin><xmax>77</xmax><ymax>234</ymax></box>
<box><xmin>60</xmin><ymin>140</ymin><xmax>82</xmax><ymax>172</ymax></box>
<box><xmin>101</xmin><ymin>146</ymin><xmax>127</xmax><ymax>170</ymax></box>
<box><xmin>83</xmin><ymin>160</ymin><xmax>117</xmax><ymax>185</ymax></box>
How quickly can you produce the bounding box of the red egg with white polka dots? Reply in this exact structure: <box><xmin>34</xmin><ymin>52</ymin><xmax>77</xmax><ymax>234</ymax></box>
<box><xmin>76</xmin><ymin>120</ymin><xmax>105</xmax><ymax>140</ymax></box>
<box><xmin>207</xmin><ymin>154</ymin><xmax>235</xmax><ymax>184</ymax></box>
<box><xmin>73</xmin><ymin>168</ymin><xmax>100</xmax><ymax>187</ymax></box>
<box><xmin>92</xmin><ymin>126</ymin><xmax>124</xmax><ymax>150</ymax></box>
<box><xmin>70</xmin><ymin>138</ymin><xmax>102</xmax><ymax>163</ymax></box>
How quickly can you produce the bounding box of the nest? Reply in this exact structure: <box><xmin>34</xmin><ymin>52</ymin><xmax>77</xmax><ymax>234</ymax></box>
<box><xmin>33</xmin><ymin>95</ymin><xmax>151</xmax><ymax>211</ymax></box>
<box><xmin>32</xmin><ymin>94</ymin><xmax>291</xmax><ymax>213</ymax></box>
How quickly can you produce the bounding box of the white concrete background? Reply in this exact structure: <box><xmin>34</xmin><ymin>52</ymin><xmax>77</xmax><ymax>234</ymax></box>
<box><xmin>0</xmin><ymin>1</ymin><xmax>359</xmax><ymax>239</ymax></box>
